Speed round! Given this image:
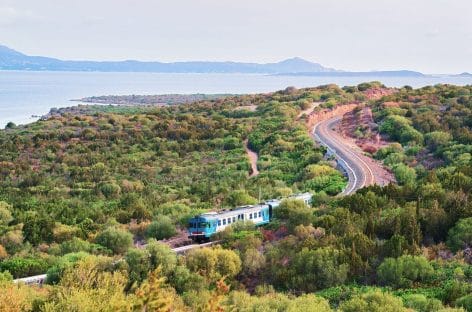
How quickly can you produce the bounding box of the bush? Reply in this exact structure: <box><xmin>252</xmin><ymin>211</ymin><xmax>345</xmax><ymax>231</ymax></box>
<box><xmin>275</xmin><ymin>199</ymin><xmax>313</xmax><ymax>231</ymax></box>
<box><xmin>392</xmin><ymin>164</ymin><xmax>417</xmax><ymax>186</ymax></box>
<box><xmin>57</xmin><ymin>237</ymin><xmax>109</xmax><ymax>255</ymax></box>
<box><xmin>377</xmin><ymin>255</ymin><xmax>434</xmax><ymax>288</ymax></box>
<box><xmin>125</xmin><ymin>248</ymin><xmax>151</xmax><ymax>286</ymax></box>
<box><xmin>95</xmin><ymin>227</ymin><xmax>133</xmax><ymax>254</ymax></box>
<box><xmin>403</xmin><ymin>294</ymin><xmax>443</xmax><ymax>312</ymax></box>
<box><xmin>0</xmin><ymin>257</ymin><xmax>48</xmax><ymax>278</ymax></box>
<box><xmin>46</xmin><ymin>252</ymin><xmax>90</xmax><ymax>284</ymax></box>
<box><xmin>145</xmin><ymin>239</ymin><xmax>177</xmax><ymax>276</ymax></box>
<box><xmin>145</xmin><ymin>216</ymin><xmax>177</xmax><ymax>240</ymax></box>
<box><xmin>186</xmin><ymin>247</ymin><xmax>241</xmax><ymax>282</ymax></box>
<box><xmin>339</xmin><ymin>291</ymin><xmax>407</xmax><ymax>312</ymax></box>
<box><xmin>289</xmin><ymin>247</ymin><xmax>349</xmax><ymax>291</ymax></box>
<box><xmin>447</xmin><ymin>218</ymin><xmax>472</xmax><ymax>252</ymax></box>
<box><xmin>455</xmin><ymin>294</ymin><xmax>472</xmax><ymax>311</ymax></box>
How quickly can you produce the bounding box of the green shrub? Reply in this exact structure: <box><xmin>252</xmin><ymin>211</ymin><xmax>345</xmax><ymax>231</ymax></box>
<box><xmin>377</xmin><ymin>255</ymin><xmax>434</xmax><ymax>288</ymax></box>
<box><xmin>95</xmin><ymin>227</ymin><xmax>133</xmax><ymax>254</ymax></box>
<box><xmin>145</xmin><ymin>216</ymin><xmax>177</xmax><ymax>240</ymax></box>
<box><xmin>447</xmin><ymin>218</ymin><xmax>472</xmax><ymax>252</ymax></box>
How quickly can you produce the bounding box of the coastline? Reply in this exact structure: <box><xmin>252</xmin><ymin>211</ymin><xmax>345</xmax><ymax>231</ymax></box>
<box><xmin>1</xmin><ymin>71</ymin><xmax>472</xmax><ymax>129</ymax></box>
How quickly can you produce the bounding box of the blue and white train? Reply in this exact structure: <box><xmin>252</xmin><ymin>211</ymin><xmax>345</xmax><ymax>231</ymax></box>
<box><xmin>188</xmin><ymin>193</ymin><xmax>312</xmax><ymax>241</ymax></box>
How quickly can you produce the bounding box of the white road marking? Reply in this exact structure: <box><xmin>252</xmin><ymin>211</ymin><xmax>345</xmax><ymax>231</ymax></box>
<box><xmin>313</xmin><ymin>116</ymin><xmax>375</xmax><ymax>195</ymax></box>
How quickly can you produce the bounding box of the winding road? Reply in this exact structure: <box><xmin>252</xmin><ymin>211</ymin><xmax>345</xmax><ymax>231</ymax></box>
<box><xmin>313</xmin><ymin>116</ymin><xmax>376</xmax><ymax>195</ymax></box>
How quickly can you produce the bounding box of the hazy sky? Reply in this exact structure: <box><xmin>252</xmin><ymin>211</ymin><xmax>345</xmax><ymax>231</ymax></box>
<box><xmin>1</xmin><ymin>0</ymin><xmax>471</xmax><ymax>73</ymax></box>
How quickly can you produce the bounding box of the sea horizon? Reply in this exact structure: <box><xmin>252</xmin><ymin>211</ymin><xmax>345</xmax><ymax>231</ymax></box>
<box><xmin>1</xmin><ymin>70</ymin><xmax>471</xmax><ymax>128</ymax></box>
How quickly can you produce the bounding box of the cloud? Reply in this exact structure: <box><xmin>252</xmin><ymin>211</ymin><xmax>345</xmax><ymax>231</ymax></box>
<box><xmin>0</xmin><ymin>6</ymin><xmax>39</xmax><ymax>25</ymax></box>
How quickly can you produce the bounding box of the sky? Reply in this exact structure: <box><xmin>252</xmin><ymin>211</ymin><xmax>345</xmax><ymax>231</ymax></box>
<box><xmin>1</xmin><ymin>0</ymin><xmax>471</xmax><ymax>73</ymax></box>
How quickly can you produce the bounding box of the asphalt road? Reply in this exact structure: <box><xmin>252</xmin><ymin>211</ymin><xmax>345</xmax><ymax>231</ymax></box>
<box><xmin>313</xmin><ymin>116</ymin><xmax>375</xmax><ymax>195</ymax></box>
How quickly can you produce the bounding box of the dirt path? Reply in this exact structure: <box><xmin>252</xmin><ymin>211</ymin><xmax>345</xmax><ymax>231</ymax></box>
<box><xmin>244</xmin><ymin>140</ymin><xmax>259</xmax><ymax>177</ymax></box>
<box><xmin>297</xmin><ymin>102</ymin><xmax>321</xmax><ymax>119</ymax></box>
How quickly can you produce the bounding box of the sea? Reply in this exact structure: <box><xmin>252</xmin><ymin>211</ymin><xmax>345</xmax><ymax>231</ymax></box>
<box><xmin>1</xmin><ymin>70</ymin><xmax>471</xmax><ymax>128</ymax></box>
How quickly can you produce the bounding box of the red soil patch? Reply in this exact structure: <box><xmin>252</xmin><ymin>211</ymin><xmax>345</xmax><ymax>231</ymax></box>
<box><xmin>364</xmin><ymin>87</ymin><xmax>397</xmax><ymax>100</ymax></box>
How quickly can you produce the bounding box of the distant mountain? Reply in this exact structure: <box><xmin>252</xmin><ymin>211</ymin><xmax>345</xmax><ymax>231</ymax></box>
<box><xmin>278</xmin><ymin>70</ymin><xmax>426</xmax><ymax>77</ymax></box>
<box><xmin>455</xmin><ymin>72</ymin><xmax>472</xmax><ymax>77</ymax></box>
<box><xmin>0</xmin><ymin>44</ymin><xmax>440</xmax><ymax>77</ymax></box>
<box><xmin>0</xmin><ymin>45</ymin><xmax>336</xmax><ymax>74</ymax></box>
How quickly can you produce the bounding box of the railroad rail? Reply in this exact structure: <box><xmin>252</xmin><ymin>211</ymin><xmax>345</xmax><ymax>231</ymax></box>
<box><xmin>13</xmin><ymin>241</ymin><xmax>219</xmax><ymax>285</ymax></box>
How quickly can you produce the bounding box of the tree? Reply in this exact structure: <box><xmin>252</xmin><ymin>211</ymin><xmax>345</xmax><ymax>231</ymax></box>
<box><xmin>125</xmin><ymin>248</ymin><xmax>151</xmax><ymax>286</ymax></box>
<box><xmin>46</xmin><ymin>252</ymin><xmax>90</xmax><ymax>284</ymax></box>
<box><xmin>22</xmin><ymin>212</ymin><xmax>55</xmax><ymax>245</ymax></box>
<box><xmin>382</xmin><ymin>235</ymin><xmax>408</xmax><ymax>258</ymax></box>
<box><xmin>226</xmin><ymin>190</ymin><xmax>257</xmax><ymax>207</ymax></box>
<box><xmin>133</xmin><ymin>267</ymin><xmax>186</xmax><ymax>312</ymax></box>
<box><xmin>145</xmin><ymin>216</ymin><xmax>177</xmax><ymax>240</ymax></box>
<box><xmin>0</xmin><ymin>201</ymin><xmax>13</xmax><ymax>226</ymax></box>
<box><xmin>225</xmin><ymin>291</ymin><xmax>332</xmax><ymax>312</ymax></box>
<box><xmin>43</xmin><ymin>257</ymin><xmax>134</xmax><ymax>311</ymax></box>
<box><xmin>145</xmin><ymin>239</ymin><xmax>177</xmax><ymax>276</ymax></box>
<box><xmin>186</xmin><ymin>247</ymin><xmax>241</xmax><ymax>283</ymax></box>
<box><xmin>0</xmin><ymin>257</ymin><xmax>48</xmax><ymax>278</ymax></box>
<box><xmin>242</xmin><ymin>248</ymin><xmax>265</xmax><ymax>276</ymax></box>
<box><xmin>5</xmin><ymin>121</ymin><xmax>16</xmax><ymax>129</ymax></box>
<box><xmin>447</xmin><ymin>218</ymin><xmax>472</xmax><ymax>252</ymax></box>
<box><xmin>455</xmin><ymin>294</ymin><xmax>472</xmax><ymax>312</ymax></box>
<box><xmin>275</xmin><ymin>199</ymin><xmax>313</xmax><ymax>231</ymax></box>
<box><xmin>403</xmin><ymin>294</ymin><xmax>444</xmax><ymax>312</ymax></box>
<box><xmin>377</xmin><ymin>255</ymin><xmax>434</xmax><ymax>288</ymax></box>
<box><xmin>425</xmin><ymin>131</ymin><xmax>452</xmax><ymax>151</ymax></box>
<box><xmin>393</xmin><ymin>164</ymin><xmax>417</xmax><ymax>187</ymax></box>
<box><xmin>287</xmin><ymin>294</ymin><xmax>332</xmax><ymax>312</ymax></box>
<box><xmin>95</xmin><ymin>227</ymin><xmax>133</xmax><ymax>254</ymax></box>
<box><xmin>339</xmin><ymin>291</ymin><xmax>407</xmax><ymax>312</ymax></box>
<box><xmin>0</xmin><ymin>280</ymin><xmax>45</xmax><ymax>312</ymax></box>
<box><xmin>0</xmin><ymin>230</ymin><xmax>23</xmax><ymax>254</ymax></box>
<box><xmin>289</xmin><ymin>247</ymin><xmax>349</xmax><ymax>291</ymax></box>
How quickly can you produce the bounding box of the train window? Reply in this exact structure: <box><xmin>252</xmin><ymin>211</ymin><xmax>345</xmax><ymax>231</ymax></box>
<box><xmin>258</xmin><ymin>211</ymin><xmax>261</xmax><ymax>217</ymax></box>
<box><xmin>241</xmin><ymin>214</ymin><xmax>244</xmax><ymax>220</ymax></box>
<box><xmin>238</xmin><ymin>215</ymin><xmax>241</xmax><ymax>220</ymax></box>
<box><xmin>249</xmin><ymin>213</ymin><xmax>252</xmax><ymax>219</ymax></box>
<box><xmin>223</xmin><ymin>219</ymin><xmax>226</xmax><ymax>225</ymax></box>
<box><xmin>217</xmin><ymin>220</ymin><xmax>221</xmax><ymax>226</ymax></box>
<box><xmin>228</xmin><ymin>218</ymin><xmax>231</xmax><ymax>224</ymax></box>
<box><xmin>254</xmin><ymin>212</ymin><xmax>257</xmax><ymax>218</ymax></box>
<box><xmin>199</xmin><ymin>222</ymin><xmax>207</xmax><ymax>228</ymax></box>
<box><xmin>233</xmin><ymin>217</ymin><xmax>236</xmax><ymax>222</ymax></box>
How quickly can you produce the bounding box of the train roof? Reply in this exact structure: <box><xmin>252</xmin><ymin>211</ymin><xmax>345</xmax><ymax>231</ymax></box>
<box><xmin>192</xmin><ymin>193</ymin><xmax>312</xmax><ymax>221</ymax></box>
<box><xmin>199</xmin><ymin>203</ymin><xmax>269</xmax><ymax>220</ymax></box>
<box><xmin>288</xmin><ymin>192</ymin><xmax>312</xmax><ymax>200</ymax></box>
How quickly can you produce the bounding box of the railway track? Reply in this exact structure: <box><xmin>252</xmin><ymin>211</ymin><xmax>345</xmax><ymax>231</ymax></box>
<box><xmin>15</xmin><ymin>111</ymin><xmax>380</xmax><ymax>286</ymax></box>
<box><xmin>13</xmin><ymin>241</ymin><xmax>219</xmax><ymax>285</ymax></box>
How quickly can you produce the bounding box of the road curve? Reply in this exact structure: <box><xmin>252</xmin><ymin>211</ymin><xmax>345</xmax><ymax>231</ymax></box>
<box><xmin>313</xmin><ymin>116</ymin><xmax>376</xmax><ymax>195</ymax></box>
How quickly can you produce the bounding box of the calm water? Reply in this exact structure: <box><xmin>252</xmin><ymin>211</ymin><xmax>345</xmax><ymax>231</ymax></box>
<box><xmin>0</xmin><ymin>70</ymin><xmax>471</xmax><ymax>128</ymax></box>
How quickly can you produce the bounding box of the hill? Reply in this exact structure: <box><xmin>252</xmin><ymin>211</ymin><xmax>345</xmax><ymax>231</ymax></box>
<box><xmin>0</xmin><ymin>83</ymin><xmax>471</xmax><ymax>310</ymax></box>
<box><xmin>0</xmin><ymin>45</ymin><xmax>336</xmax><ymax>73</ymax></box>
<box><xmin>0</xmin><ymin>45</ymin><xmax>432</xmax><ymax>76</ymax></box>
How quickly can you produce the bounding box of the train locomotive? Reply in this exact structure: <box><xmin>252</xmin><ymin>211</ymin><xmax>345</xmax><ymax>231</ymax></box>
<box><xmin>187</xmin><ymin>192</ymin><xmax>312</xmax><ymax>242</ymax></box>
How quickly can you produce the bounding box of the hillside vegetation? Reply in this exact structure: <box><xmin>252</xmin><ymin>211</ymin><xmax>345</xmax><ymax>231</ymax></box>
<box><xmin>0</xmin><ymin>83</ymin><xmax>471</xmax><ymax>311</ymax></box>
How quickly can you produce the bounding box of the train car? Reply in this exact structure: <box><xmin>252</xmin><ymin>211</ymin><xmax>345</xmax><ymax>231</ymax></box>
<box><xmin>187</xmin><ymin>192</ymin><xmax>312</xmax><ymax>242</ymax></box>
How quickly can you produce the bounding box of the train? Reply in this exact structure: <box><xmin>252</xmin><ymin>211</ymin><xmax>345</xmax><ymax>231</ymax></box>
<box><xmin>187</xmin><ymin>192</ymin><xmax>312</xmax><ymax>242</ymax></box>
